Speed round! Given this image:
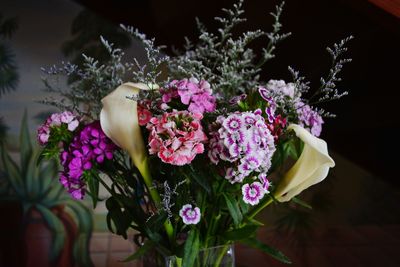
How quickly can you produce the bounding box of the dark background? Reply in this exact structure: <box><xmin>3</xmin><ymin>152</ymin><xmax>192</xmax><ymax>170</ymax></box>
<box><xmin>75</xmin><ymin>0</ymin><xmax>400</xmax><ymax>186</ymax></box>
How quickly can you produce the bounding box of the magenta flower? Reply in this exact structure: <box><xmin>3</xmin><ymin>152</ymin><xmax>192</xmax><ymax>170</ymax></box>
<box><xmin>147</xmin><ymin>110</ymin><xmax>207</xmax><ymax>166</ymax></box>
<box><xmin>179</xmin><ymin>204</ymin><xmax>201</xmax><ymax>225</ymax></box>
<box><xmin>242</xmin><ymin>181</ymin><xmax>266</xmax><ymax>206</ymax></box>
<box><xmin>58</xmin><ymin>121</ymin><xmax>116</xmax><ymax>199</ymax></box>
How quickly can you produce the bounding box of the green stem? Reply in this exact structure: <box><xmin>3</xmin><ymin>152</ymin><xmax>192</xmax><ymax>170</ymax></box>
<box><xmin>136</xmin><ymin>158</ymin><xmax>174</xmax><ymax>245</ymax></box>
<box><xmin>175</xmin><ymin>257</ymin><xmax>182</xmax><ymax>267</ymax></box>
<box><xmin>247</xmin><ymin>196</ymin><xmax>273</xmax><ymax>219</ymax></box>
<box><xmin>213</xmin><ymin>245</ymin><xmax>230</xmax><ymax>267</ymax></box>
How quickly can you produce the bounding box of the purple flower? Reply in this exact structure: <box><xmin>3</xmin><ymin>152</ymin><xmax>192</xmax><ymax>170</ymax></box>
<box><xmin>208</xmin><ymin>111</ymin><xmax>276</xmax><ymax>184</ymax></box>
<box><xmin>296</xmin><ymin>102</ymin><xmax>324</xmax><ymax>137</ymax></box>
<box><xmin>68</xmin><ymin>188</ymin><xmax>85</xmax><ymax>200</ymax></box>
<box><xmin>242</xmin><ymin>182</ymin><xmax>266</xmax><ymax>206</ymax></box>
<box><xmin>229</xmin><ymin>94</ymin><xmax>247</xmax><ymax>104</ymax></box>
<box><xmin>58</xmin><ymin>121</ymin><xmax>116</xmax><ymax>199</ymax></box>
<box><xmin>258</xmin><ymin>87</ymin><xmax>270</xmax><ymax>101</ymax></box>
<box><xmin>59</xmin><ymin>173</ymin><xmax>85</xmax><ymax>200</ymax></box>
<box><xmin>258</xmin><ymin>173</ymin><xmax>271</xmax><ymax>192</ymax></box>
<box><xmin>179</xmin><ymin>204</ymin><xmax>201</xmax><ymax>225</ymax></box>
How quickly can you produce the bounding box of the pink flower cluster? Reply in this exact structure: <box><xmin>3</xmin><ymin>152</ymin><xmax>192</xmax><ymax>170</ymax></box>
<box><xmin>208</xmin><ymin>110</ymin><xmax>276</xmax><ymax>184</ymax></box>
<box><xmin>60</xmin><ymin>121</ymin><xmax>116</xmax><ymax>199</ymax></box>
<box><xmin>268</xmin><ymin>115</ymin><xmax>287</xmax><ymax>141</ymax></box>
<box><xmin>296</xmin><ymin>102</ymin><xmax>324</xmax><ymax>137</ymax></box>
<box><xmin>37</xmin><ymin>111</ymin><xmax>79</xmax><ymax>145</ymax></box>
<box><xmin>147</xmin><ymin>110</ymin><xmax>208</xmax><ymax>166</ymax></box>
<box><xmin>161</xmin><ymin>78</ymin><xmax>216</xmax><ymax>114</ymax></box>
<box><xmin>137</xmin><ymin>101</ymin><xmax>153</xmax><ymax>126</ymax></box>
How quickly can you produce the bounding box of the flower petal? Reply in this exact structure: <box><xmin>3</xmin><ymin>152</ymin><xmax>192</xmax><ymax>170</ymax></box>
<box><xmin>100</xmin><ymin>82</ymin><xmax>159</xmax><ymax>169</ymax></box>
<box><xmin>275</xmin><ymin>124</ymin><xmax>335</xmax><ymax>202</ymax></box>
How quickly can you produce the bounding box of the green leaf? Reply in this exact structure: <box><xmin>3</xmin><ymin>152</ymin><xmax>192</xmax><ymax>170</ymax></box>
<box><xmin>122</xmin><ymin>240</ymin><xmax>155</xmax><ymax>262</ymax></box>
<box><xmin>283</xmin><ymin>139</ymin><xmax>297</xmax><ymax>160</ymax></box>
<box><xmin>0</xmin><ymin>145</ymin><xmax>24</xmax><ymax>196</ymax></box>
<box><xmin>240</xmin><ymin>238</ymin><xmax>291</xmax><ymax>264</ymax></box>
<box><xmin>20</xmin><ymin>110</ymin><xmax>33</xmax><ymax>173</ymax></box>
<box><xmin>65</xmin><ymin>200</ymin><xmax>94</xmax><ymax>267</ymax></box>
<box><xmin>36</xmin><ymin>204</ymin><xmax>66</xmax><ymax>262</ymax></box>
<box><xmin>223</xmin><ymin>225</ymin><xmax>258</xmax><ymax>241</ymax></box>
<box><xmin>239</xmin><ymin>198</ymin><xmax>250</xmax><ymax>214</ymax></box>
<box><xmin>85</xmin><ymin>171</ymin><xmax>99</xmax><ymax>208</ymax></box>
<box><xmin>182</xmin><ymin>229</ymin><xmax>200</xmax><ymax>267</ymax></box>
<box><xmin>38</xmin><ymin>160</ymin><xmax>58</xmax><ymax>196</ymax></box>
<box><xmin>188</xmin><ymin>165</ymin><xmax>211</xmax><ymax>194</ymax></box>
<box><xmin>223</xmin><ymin>193</ymin><xmax>242</xmax><ymax>226</ymax></box>
<box><xmin>243</xmin><ymin>216</ymin><xmax>265</xmax><ymax>226</ymax></box>
<box><xmin>105</xmin><ymin>197</ymin><xmax>130</xmax><ymax>238</ymax></box>
<box><xmin>25</xmin><ymin>151</ymin><xmax>39</xmax><ymax>199</ymax></box>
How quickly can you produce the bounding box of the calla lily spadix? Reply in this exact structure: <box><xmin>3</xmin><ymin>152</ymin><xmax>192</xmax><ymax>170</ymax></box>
<box><xmin>275</xmin><ymin>124</ymin><xmax>335</xmax><ymax>202</ymax></box>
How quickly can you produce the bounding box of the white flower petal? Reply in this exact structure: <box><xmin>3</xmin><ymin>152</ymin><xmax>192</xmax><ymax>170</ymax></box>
<box><xmin>100</xmin><ymin>82</ymin><xmax>158</xmax><ymax>169</ymax></box>
<box><xmin>275</xmin><ymin>124</ymin><xmax>335</xmax><ymax>202</ymax></box>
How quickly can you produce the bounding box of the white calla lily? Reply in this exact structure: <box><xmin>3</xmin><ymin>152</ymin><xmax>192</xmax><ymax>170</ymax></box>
<box><xmin>275</xmin><ymin>124</ymin><xmax>335</xmax><ymax>202</ymax></box>
<box><xmin>100</xmin><ymin>82</ymin><xmax>158</xmax><ymax>171</ymax></box>
<box><xmin>100</xmin><ymin>82</ymin><xmax>174</xmax><ymax>242</ymax></box>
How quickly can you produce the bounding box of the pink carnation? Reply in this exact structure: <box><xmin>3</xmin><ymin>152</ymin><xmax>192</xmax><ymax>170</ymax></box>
<box><xmin>147</xmin><ymin>110</ymin><xmax>207</xmax><ymax>166</ymax></box>
<box><xmin>138</xmin><ymin>105</ymin><xmax>152</xmax><ymax>126</ymax></box>
<box><xmin>37</xmin><ymin>111</ymin><xmax>79</xmax><ymax>146</ymax></box>
<box><xmin>161</xmin><ymin>78</ymin><xmax>216</xmax><ymax>114</ymax></box>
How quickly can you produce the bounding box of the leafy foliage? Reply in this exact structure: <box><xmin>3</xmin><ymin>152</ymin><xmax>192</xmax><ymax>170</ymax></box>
<box><xmin>0</xmin><ymin>112</ymin><xmax>93</xmax><ymax>266</ymax></box>
<box><xmin>40</xmin><ymin>38</ymin><xmax>132</xmax><ymax>119</ymax></box>
<box><xmin>0</xmin><ymin>13</ymin><xmax>19</xmax><ymax>97</ymax></box>
<box><xmin>169</xmin><ymin>1</ymin><xmax>291</xmax><ymax>97</ymax></box>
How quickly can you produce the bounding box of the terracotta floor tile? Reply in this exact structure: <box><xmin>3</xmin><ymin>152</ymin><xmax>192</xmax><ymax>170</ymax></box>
<box><xmin>108</xmin><ymin>252</ymin><xmax>137</xmax><ymax>267</ymax></box>
<box><xmin>90</xmin><ymin>234</ymin><xmax>110</xmax><ymax>252</ymax></box>
<box><xmin>110</xmin><ymin>235</ymin><xmax>135</xmax><ymax>252</ymax></box>
<box><xmin>91</xmin><ymin>252</ymin><xmax>108</xmax><ymax>267</ymax></box>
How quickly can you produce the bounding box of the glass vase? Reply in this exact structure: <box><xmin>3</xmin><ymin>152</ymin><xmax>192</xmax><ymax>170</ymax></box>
<box><xmin>165</xmin><ymin>244</ymin><xmax>235</xmax><ymax>267</ymax></box>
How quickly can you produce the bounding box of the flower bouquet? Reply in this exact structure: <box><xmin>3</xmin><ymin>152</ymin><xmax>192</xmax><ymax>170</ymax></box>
<box><xmin>38</xmin><ymin>1</ymin><xmax>352</xmax><ymax>266</ymax></box>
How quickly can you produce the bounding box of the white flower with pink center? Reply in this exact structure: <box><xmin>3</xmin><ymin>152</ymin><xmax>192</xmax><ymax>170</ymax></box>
<box><xmin>223</xmin><ymin>115</ymin><xmax>243</xmax><ymax>132</ymax></box>
<box><xmin>179</xmin><ymin>204</ymin><xmax>201</xmax><ymax>225</ymax></box>
<box><xmin>208</xmin><ymin>110</ymin><xmax>276</xmax><ymax>183</ymax></box>
<box><xmin>242</xmin><ymin>182</ymin><xmax>266</xmax><ymax>206</ymax></box>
